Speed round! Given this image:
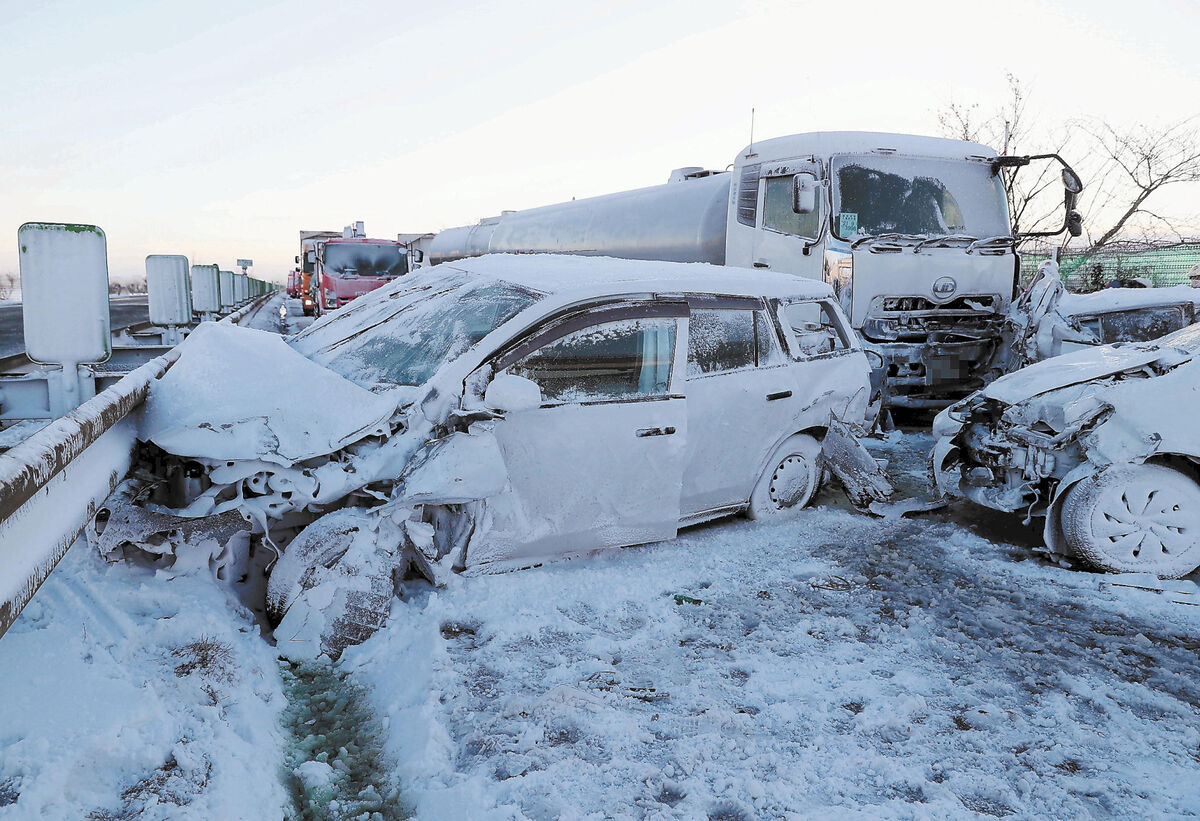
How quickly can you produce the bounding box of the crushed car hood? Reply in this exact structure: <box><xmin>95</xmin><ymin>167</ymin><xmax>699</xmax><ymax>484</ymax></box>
<box><xmin>140</xmin><ymin>323</ymin><xmax>398</xmax><ymax>465</ymax></box>
<box><xmin>980</xmin><ymin>343</ymin><xmax>1173</xmax><ymax>406</ymax></box>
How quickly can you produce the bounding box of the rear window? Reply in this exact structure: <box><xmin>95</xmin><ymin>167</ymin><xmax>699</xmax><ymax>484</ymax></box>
<box><xmin>779</xmin><ymin>301</ymin><xmax>850</xmax><ymax>358</ymax></box>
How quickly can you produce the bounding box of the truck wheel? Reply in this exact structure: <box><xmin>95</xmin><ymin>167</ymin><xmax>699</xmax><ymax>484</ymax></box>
<box><xmin>1060</xmin><ymin>464</ymin><xmax>1200</xmax><ymax>579</ymax></box>
<box><xmin>747</xmin><ymin>434</ymin><xmax>822</xmax><ymax>520</ymax></box>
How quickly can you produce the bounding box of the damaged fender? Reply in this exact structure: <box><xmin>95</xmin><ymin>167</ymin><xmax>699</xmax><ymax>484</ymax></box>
<box><xmin>394</xmin><ymin>428</ymin><xmax>508</xmax><ymax>505</ymax></box>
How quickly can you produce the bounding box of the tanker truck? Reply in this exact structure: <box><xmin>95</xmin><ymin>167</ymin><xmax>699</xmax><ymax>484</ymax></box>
<box><xmin>428</xmin><ymin>131</ymin><xmax>1082</xmax><ymax>410</ymax></box>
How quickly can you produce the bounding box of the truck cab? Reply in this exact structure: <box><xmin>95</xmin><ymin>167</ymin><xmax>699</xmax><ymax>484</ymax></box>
<box><xmin>314</xmin><ymin>224</ymin><xmax>409</xmax><ymax>315</ymax></box>
<box><xmin>725</xmin><ymin>133</ymin><xmax>1020</xmax><ymax>409</ymax></box>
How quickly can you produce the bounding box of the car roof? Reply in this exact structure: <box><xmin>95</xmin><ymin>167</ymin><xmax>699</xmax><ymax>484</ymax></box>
<box><xmin>427</xmin><ymin>253</ymin><xmax>836</xmax><ymax>301</ymax></box>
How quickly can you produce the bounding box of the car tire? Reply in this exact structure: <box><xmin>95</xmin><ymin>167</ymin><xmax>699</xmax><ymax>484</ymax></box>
<box><xmin>265</xmin><ymin>508</ymin><xmax>368</xmax><ymax>627</ymax></box>
<box><xmin>1060</xmin><ymin>463</ymin><xmax>1200</xmax><ymax>579</ymax></box>
<box><xmin>747</xmin><ymin>434</ymin><xmax>822</xmax><ymax>521</ymax></box>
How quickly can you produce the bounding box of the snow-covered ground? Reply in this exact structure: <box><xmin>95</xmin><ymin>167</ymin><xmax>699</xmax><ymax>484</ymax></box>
<box><xmin>345</xmin><ymin>437</ymin><xmax>1200</xmax><ymax>819</ymax></box>
<box><xmin>0</xmin><ymin>540</ymin><xmax>289</xmax><ymax>819</ymax></box>
<box><xmin>2</xmin><ymin>300</ymin><xmax>1198</xmax><ymax>819</ymax></box>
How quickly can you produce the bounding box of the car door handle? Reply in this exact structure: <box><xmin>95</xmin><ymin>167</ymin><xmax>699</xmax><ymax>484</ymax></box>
<box><xmin>766</xmin><ymin>390</ymin><xmax>792</xmax><ymax>401</ymax></box>
<box><xmin>636</xmin><ymin>426</ymin><xmax>677</xmax><ymax>437</ymax></box>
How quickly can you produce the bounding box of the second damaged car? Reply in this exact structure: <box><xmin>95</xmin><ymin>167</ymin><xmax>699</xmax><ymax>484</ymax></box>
<box><xmin>934</xmin><ymin>323</ymin><xmax>1200</xmax><ymax>579</ymax></box>
<box><xmin>107</xmin><ymin>255</ymin><xmax>876</xmax><ymax>658</ymax></box>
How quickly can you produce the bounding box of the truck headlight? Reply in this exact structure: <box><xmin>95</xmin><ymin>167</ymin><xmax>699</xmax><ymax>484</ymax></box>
<box><xmin>862</xmin><ymin>316</ymin><xmax>900</xmax><ymax>341</ymax></box>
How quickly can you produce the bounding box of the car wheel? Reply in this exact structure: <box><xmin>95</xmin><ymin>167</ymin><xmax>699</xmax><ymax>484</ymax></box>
<box><xmin>747</xmin><ymin>434</ymin><xmax>822</xmax><ymax>520</ymax></box>
<box><xmin>1060</xmin><ymin>463</ymin><xmax>1200</xmax><ymax>579</ymax></box>
<box><xmin>266</xmin><ymin>508</ymin><xmax>397</xmax><ymax>660</ymax></box>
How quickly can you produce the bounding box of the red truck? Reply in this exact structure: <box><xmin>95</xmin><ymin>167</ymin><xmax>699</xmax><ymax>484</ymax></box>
<box><xmin>313</xmin><ymin>222</ymin><xmax>409</xmax><ymax>315</ymax></box>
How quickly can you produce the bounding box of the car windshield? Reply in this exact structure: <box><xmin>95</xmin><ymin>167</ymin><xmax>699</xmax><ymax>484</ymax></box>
<box><xmin>832</xmin><ymin>153</ymin><xmax>1009</xmax><ymax>239</ymax></box>
<box><xmin>291</xmin><ymin>274</ymin><xmax>543</xmax><ymax>388</ymax></box>
<box><xmin>322</xmin><ymin>242</ymin><xmax>409</xmax><ymax>278</ymax></box>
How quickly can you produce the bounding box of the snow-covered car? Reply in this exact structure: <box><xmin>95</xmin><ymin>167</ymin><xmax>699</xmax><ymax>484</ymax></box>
<box><xmin>996</xmin><ymin>266</ymin><xmax>1200</xmax><ymax>372</ymax></box>
<box><xmin>933</xmin><ymin>323</ymin><xmax>1200</xmax><ymax>579</ymax></box>
<box><xmin>120</xmin><ymin>255</ymin><xmax>872</xmax><ymax>657</ymax></box>
<box><xmin>1057</xmin><ymin>286</ymin><xmax>1199</xmax><ymax>347</ymax></box>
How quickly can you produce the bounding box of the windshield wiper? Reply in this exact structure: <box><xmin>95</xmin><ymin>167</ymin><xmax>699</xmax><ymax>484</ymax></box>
<box><xmin>851</xmin><ymin>232</ymin><xmax>924</xmax><ymax>250</ymax></box>
<box><xmin>911</xmin><ymin>234</ymin><xmax>978</xmax><ymax>253</ymax></box>
<box><xmin>965</xmin><ymin>235</ymin><xmax>1016</xmax><ymax>254</ymax></box>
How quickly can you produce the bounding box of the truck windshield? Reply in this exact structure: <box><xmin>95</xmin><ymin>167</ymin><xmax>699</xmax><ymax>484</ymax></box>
<box><xmin>831</xmin><ymin>154</ymin><xmax>1009</xmax><ymax>240</ymax></box>
<box><xmin>322</xmin><ymin>242</ymin><xmax>409</xmax><ymax>278</ymax></box>
<box><xmin>292</xmin><ymin>275</ymin><xmax>543</xmax><ymax>388</ymax></box>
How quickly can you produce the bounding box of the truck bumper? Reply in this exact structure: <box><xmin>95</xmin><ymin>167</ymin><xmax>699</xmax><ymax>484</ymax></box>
<box><xmin>864</xmin><ymin>338</ymin><xmax>996</xmax><ymax>410</ymax></box>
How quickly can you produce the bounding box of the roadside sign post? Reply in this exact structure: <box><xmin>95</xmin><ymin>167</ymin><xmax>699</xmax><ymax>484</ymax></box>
<box><xmin>145</xmin><ymin>255</ymin><xmax>192</xmax><ymax>345</ymax></box>
<box><xmin>17</xmin><ymin>223</ymin><xmax>111</xmax><ymax>415</ymax></box>
<box><xmin>191</xmin><ymin>264</ymin><xmax>221</xmax><ymax>321</ymax></box>
<box><xmin>218</xmin><ymin>270</ymin><xmax>236</xmax><ymax>311</ymax></box>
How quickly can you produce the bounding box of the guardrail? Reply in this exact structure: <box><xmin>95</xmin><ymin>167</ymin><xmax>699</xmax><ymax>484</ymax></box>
<box><xmin>0</xmin><ymin>292</ymin><xmax>276</xmax><ymax>639</ymax></box>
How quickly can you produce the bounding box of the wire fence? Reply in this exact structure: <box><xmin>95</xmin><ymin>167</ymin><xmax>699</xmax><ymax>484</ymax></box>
<box><xmin>1019</xmin><ymin>239</ymin><xmax>1200</xmax><ymax>292</ymax></box>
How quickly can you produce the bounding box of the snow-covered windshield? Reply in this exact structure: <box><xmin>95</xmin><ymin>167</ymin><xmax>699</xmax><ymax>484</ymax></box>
<box><xmin>292</xmin><ymin>275</ymin><xmax>542</xmax><ymax>388</ymax></box>
<box><xmin>832</xmin><ymin>154</ymin><xmax>1009</xmax><ymax>239</ymax></box>
<box><xmin>321</xmin><ymin>242</ymin><xmax>409</xmax><ymax>278</ymax></box>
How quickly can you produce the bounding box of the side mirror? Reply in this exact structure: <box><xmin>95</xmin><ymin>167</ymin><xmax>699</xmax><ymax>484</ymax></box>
<box><xmin>412</xmin><ymin>249</ymin><xmax>424</xmax><ymax>263</ymax></box>
<box><xmin>1066</xmin><ymin>210</ymin><xmax>1083</xmax><ymax>238</ymax></box>
<box><xmin>294</xmin><ymin>255</ymin><xmax>300</xmax><ymax>264</ymax></box>
<box><xmin>306</xmin><ymin>250</ymin><xmax>317</xmax><ymax>264</ymax></box>
<box><xmin>1062</xmin><ymin>168</ymin><xmax>1083</xmax><ymax>195</ymax></box>
<box><xmin>793</xmin><ymin>173</ymin><xmax>817</xmax><ymax>215</ymax></box>
<box><xmin>484</xmin><ymin>373</ymin><xmax>542</xmax><ymax>412</ymax></box>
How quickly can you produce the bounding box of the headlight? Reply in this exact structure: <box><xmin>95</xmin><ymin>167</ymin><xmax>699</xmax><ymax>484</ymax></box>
<box><xmin>862</xmin><ymin>316</ymin><xmax>900</xmax><ymax>341</ymax></box>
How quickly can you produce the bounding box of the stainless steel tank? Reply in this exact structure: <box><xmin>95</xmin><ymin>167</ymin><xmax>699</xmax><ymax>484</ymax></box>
<box><xmin>428</xmin><ymin>173</ymin><xmax>731</xmax><ymax>266</ymax></box>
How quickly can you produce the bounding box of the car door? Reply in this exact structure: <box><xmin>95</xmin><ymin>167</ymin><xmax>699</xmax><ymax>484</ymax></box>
<box><xmin>466</xmin><ymin>302</ymin><xmax>689</xmax><ymax>569</ymax></box>
<box><xmin>679</xmin><ymin>298</ymin><xmax>800</xmax><ymax>519</ymax></box>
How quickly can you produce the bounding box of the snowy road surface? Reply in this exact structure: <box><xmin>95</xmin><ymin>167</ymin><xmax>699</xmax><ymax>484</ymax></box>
<box><xmin>1</xmin><ymin>301</ymin><xmax>1198</xmax><ymax>819</ymax></box>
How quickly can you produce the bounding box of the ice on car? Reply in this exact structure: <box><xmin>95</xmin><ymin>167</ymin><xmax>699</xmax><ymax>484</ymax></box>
<box><xmin>108</xmin><ymin>255</ymin><xmax>877</xmax><ymax>659</ymax></box>
<box><xmin>934</xmin><ymin>323</ymin><xmax>1200</xmax><ymax>579</ymax></box>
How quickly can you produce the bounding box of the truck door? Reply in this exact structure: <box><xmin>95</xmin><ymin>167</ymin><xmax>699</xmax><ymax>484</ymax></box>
<box><xmin>469</xmin><ymin>303</ymin><xmax>689</xmax><ymax>569</ymax></box>
<box><xmin>749</xmin><ymin>160</ymin><xmax>825</xmax><ymax>282</ymax></box>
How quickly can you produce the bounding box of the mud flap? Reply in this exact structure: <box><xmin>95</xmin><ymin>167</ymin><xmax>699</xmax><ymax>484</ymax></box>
<box><xmin>820</xmin><ymin>417</ymin><xmax>895</xmax><ymax>508</ymax></box>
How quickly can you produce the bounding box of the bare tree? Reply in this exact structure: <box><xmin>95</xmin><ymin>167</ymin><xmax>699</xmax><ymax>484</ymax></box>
<box><xmin>1077</xmin><ymin>116</ymin><xmax>1200</xmax><ymax>252</ymax></box>
<box><xmin>0</xmin><ymin>272</ymin><xmax>18</xmax><ymax>301</ymax></box>
<box><xmin>936</xmin><ymin>75</ymin><xmax>1071</xmax><ymax>236</ymax></box>
<box><xmin>937</xmin><ymin>79</ymin><xmax>1200</xmax><ymax>251</ymax></box>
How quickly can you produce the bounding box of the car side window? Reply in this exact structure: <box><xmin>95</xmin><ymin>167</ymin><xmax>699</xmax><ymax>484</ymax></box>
<box><xmin>762</xmin><ymin>175</ymin><xmax>822</xmax><ymax>240</ymax></box>
<box><xmin>687</xmin><ymin>309</ymin><xmax>755</xmax><ymax>376</ymax></box>
<box><xmin>509</xmin><ymin>317</ymin><xmax>676</xmax><ymax>403</ymax></box>
<box><xmin>779</xmin><ymin>301</ymin><xmax>849</xmax><ymax>358</ymax></box>
<box><xmin>687</xmin><ymin>308</ymin><xmax>783</xmax><ymax>376</ymax></box>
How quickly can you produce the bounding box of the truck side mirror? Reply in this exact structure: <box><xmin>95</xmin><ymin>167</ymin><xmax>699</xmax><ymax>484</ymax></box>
<box><xmin>793</xmin><ymin>173</ymin><xmax>817</xmax><ymax>215</ymax></box>
<box><xmin>295</xmin><ymin>255</ymin><xmax>300</xmax><ymax>264</ymax></box>
<box><xmin>306</xmin><ymin>250</ymin><xmax>317</xmax><ymax>264</ymax></box>
<box><xmin>1062</xmin><ymin>168</ymin><xmax>1083</xmax><ymax>212</ymax></box>
<box><xmin>412</xmin><ymin>249</ymin><xmax>424</xmax><ymax>263</ymax></box>
<box><xmin>1066</xmin><ymin>210</ymin><xmax>1083</xmax><ymax>238</ymax></box>
<box><xmin>484</xmin><ymin>373</ymin><xmax>542</xmax><ymax>412</ymax></box>
<box><xmin>1062</xmin><ymin>168</ymin><xmax>1083</xmax><ymax>194</ymax></box>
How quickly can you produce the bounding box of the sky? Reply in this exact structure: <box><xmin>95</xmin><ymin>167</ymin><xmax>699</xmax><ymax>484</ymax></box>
<box><xmin>2</xmin><ymin>0</ymin><xmax>1198</xmax><ymax>283</ymax></box>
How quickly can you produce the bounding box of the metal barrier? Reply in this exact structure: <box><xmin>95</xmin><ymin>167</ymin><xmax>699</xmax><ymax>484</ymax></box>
<box><xmin>0</xmin><ymin>291</ymin><xmax>276</xmax><ymax>639</ymax></box>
